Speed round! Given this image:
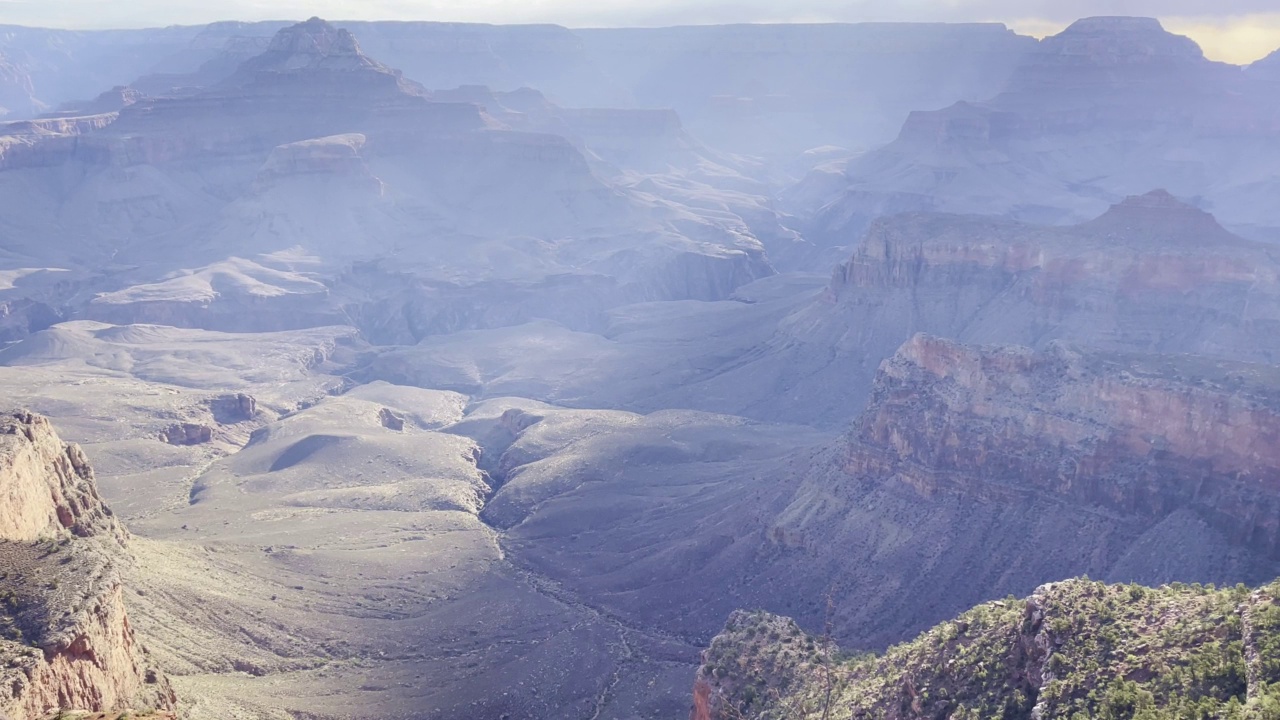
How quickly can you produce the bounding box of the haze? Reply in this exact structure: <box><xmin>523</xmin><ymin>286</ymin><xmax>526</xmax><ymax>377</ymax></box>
<box><xmin>3</xmin><ymin>0</ymin><xmax>1279</xmax><ymax>62</ymax></box>
<box><xmin>0</xmin><ymin>5</ymin><xmax>1279</xmax><ymax>720</ymax></box>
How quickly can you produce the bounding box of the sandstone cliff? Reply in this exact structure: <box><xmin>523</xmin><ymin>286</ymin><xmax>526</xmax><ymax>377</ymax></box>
<box><xmin>713</xmin><ymin>191</ymin><xmax>1280</xmax><ymax>427</ymax></box>
<box><xmin>852</xmin><ymin>335</ymin><xmax>1280</xmax><ymax>557</ymax></box>
<box><xmin>719</xmin><ymin>335</ymin><xmax>1280</xmax><ymax>651</ymax></box>
<box><xmin>693</xmin><ymin>578</ymin><xmax>1280</xmax><ymax>719</ymax></box>
<box><xmin>0</xmin><ymin>410</ymin><xmax>173</xmax><ymax>719</ymax></box>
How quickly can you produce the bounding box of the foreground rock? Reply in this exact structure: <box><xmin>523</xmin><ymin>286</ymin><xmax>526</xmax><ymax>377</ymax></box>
<box><xmin>0</xmin><ymin>410</ymin><xmax>173</xmax><ymax>719</ymax></box>
<box><xmin>693</xmin><ymin>578</ymin><xmax>1280</xmax><ymax>719</ymax></box>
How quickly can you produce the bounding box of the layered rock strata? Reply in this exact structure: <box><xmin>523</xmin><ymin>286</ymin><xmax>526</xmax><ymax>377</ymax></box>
<box><xmin>0</xmin><ymin>410</ymin><xmax>174</xmax><ymax>719</ymax></box>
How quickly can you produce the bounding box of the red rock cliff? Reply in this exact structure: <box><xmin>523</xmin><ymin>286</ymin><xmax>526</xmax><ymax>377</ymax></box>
<box><xmin>849</xmin><ymin>335</ymin><xmax>1280</xmax><ymax>557</ymax></box>
<box><xmin>0</xmin><ymin>410</ymin><xmax>174</xmax><ymax>719</ymax></box>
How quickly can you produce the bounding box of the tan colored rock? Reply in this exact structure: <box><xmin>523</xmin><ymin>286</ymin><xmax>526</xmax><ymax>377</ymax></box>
<box><xmin>0</xmin><ymin>411</ymin><xmax>122</xmax><ymax>543</ymax></box>
<box><xmin>849</xmin><ymin>335</ymin><xmax>1280</xmax><ymax>557</ymax></box>
<box><xmin>159</xmin><ymin>423</ymin><xmax>213</xmax><ymax>446</ymax></box>
<box><xmin>0</xmin><ymin>410</ymin><xmax>174</xmax><ymax>719</ymax></box>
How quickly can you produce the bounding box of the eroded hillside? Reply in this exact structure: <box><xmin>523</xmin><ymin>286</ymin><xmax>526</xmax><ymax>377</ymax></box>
<box><xmin>0</xmin><ymin>410</ymin><xmax>174</xmax><ymax>720</ymax></box>
<box><xmin>692</xmin><ymin>578</ymin><xmax>1280</xmax><ymax>720</ymax></box>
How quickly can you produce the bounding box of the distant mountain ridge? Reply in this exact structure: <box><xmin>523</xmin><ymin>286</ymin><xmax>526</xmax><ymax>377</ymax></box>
<box><xmin>788</xmin><ymin>16</ymin><xmax>1280</xmax><ymax>247</ymax></box>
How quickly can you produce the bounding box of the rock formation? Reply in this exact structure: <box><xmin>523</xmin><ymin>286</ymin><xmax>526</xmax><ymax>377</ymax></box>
<box><xmin>0</xmin><ymin>411</ymin><xmax>121</xmax><ymax>542</ymax></box>
<box><xmin>790</xmin><ymin>17</ymin><xmax>1280</xmax><ymax>247</ymax></box>
<box><xmin>689</xmin><ymin>191</ymin><xmax>1280</xmax><ymax>427</ymax></box>
<box><xmin>854</xmin><ymin>334</ymin><xmax>1280</xmax><ymax>557</ymax></box>
<box><xmin>0</xmin><ymin>410</ymin><xmax>174</xmax><ymax>719</ymax></box>
<box><xmin>159</xmin><ymin>423</ymin><xmax>213</xmax><ymax>446</ymax></box>
<box><xmin>0</xmin><ymin>17</ymin><xmax>778</xmax><ymax>339</ymax></box>
<box><xmin>692</xmin><ymin>578</ymin><xmax>1280</xmax><ymax>719</ymax></box>
<box><xmin>210</xmin><ymin>393</ymin><xmax>257</xmax><ymax>423</ymax></box>
<box><xmin>726</xmin><ymin>336</ymin><xmax>1280</xmax><ymax>648</ymax></box>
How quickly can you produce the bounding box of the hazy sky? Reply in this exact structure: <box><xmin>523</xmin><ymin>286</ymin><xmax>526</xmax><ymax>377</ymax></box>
<box><xmin>1</xmin><ymin>0</ymin><xmax>1277</xmax><ymax>64</ymax></box>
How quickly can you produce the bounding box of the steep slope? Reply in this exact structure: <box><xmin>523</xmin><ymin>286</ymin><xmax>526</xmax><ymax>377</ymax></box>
<box><xmin>473</xmin><ymin>335</ymin><xmax>1280</xmax><ymax>670</ymax></box>
<box><xmin>1251</xmin><ymin>48</ymin><xmax>1280</xmax><ymax>81</ymax></box>
<box><xmin>692</xmin><ymin>578</ymin><xmax>1280</xmax><ymax>720</ymax></box>
<box><xmin>0</xmin><ymin>17</ymin><xmax>777</xmax><ymax>338</ymax></box>
<box><xmin>0</xmin><ymin>410</ymin><xmax>174</xmax><ymax>720</ymax></box>
<box><xmin>684</xmin><ymin>191</ymin><xmax>1280</xmax><ymax>427</ymax></box>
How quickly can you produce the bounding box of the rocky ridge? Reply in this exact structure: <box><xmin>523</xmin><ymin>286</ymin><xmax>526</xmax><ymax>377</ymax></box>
<box><xmin>790</xmin><ymin>17</ymin><xmax>1280</xmax><ymax>247</ymax></box>
<box><xmin>700</xmin><ymin>191</ymin><xmax>1280</xmax><ymax>427</ymax></box>
<box><xmin>0</xmin><ymin>410</ymin><xmax>173</xmax><ymax>720</ymax></box>
<box><xmin>692</xmin><ymin>578</ymin><xmax>1280</xmax><ymax>719</ymax></box>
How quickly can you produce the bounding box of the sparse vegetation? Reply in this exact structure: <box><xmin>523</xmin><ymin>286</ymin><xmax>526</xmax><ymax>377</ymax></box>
<box><xmin>698</xmin><ymin>579</ymin><xmax>1280</xmax><ymax>720</ymax></box>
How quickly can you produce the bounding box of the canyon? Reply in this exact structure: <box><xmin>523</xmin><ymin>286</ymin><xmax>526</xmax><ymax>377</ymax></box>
<box><xmin>0</xmin><ymin>11</ymin><xmax>1275</xmax><ymax>720</ymax></box>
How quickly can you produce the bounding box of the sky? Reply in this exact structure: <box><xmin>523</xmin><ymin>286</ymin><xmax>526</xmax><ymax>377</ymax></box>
<box><xmin>0</xmin><ymin>0</ymin><xmax>1277</xmax><ymax>64</ymax></box>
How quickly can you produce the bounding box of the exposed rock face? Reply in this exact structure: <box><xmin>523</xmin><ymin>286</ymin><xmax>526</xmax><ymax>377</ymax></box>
<box><xmin>210</xmin><ymin>393</ymin><xmax>257</xmax><ymax>423</ymax></box>
<box><xmin>159</xmin><ymin>423</ymin><xmax>213</xmax><ymax>446</ymax></box>
<box><xmin>693</xmin><ymin>579</ymin><xmax>1280</xmax><ymax>720</ymax></box>
<box><xmin>1004</xmin><ymin>16</ymin><xmax>1209</xmax><ymax>103</ymax></box>
<box><xmin>0</xmin><ymin>411</ymin><xmax>121</xmax><ymax>542</ymax></box>
<box><xmin>0</xmin><ymin>300</ymin><xmax>61</xmax><ymax>343</ymax></box>
<box><xmin>855</xmin><ymin>335</ymin><xmax>1280</xmax><ymax>557</ymax></box>
<box><xmin>0</xmin><ymin>114</ymin><xmax>119</xmax><ymax>171</ymax></box>
<box><xmin>377</xmin><ymin>407</ymin><xmax>405</xmax><ymax>431</ymax></box>
<box><xmin>0</xmin><ymin>411</ymin><xmax>174</xmax><ymax>719</ymax></box>
<box><xmin>708</xmin><ymin>191</ymin><xmax>1280</xmax><ymax>427</ymax></box>
<box><xmin>655</xmin><ymin>336</ymin><xmax>1279</xmax><ymax>654</ymax></box>
<box><xmin>255</xmin><ymin>133</ymin><xmax>381</xmax><ymax>190</ymax></box>
<box><xmin>0</xmin><ymin>53</ymin><xmax>42</xmax><ymax>119</ymax></box>
<box><xmin>240</xmin><ymin>17</ymin><xmax>379</xmax><ymax>74</ymax></box>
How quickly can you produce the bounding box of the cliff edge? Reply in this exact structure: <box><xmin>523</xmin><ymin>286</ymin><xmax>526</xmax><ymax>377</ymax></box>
<box><xmin>694</xmin><ymin>578</ymin><xmax>1280</xmax><ymax>719</ymax></box>
<box><xmin>0</xmin><ymin>410</ymin><xmax>174</xmax><ymax>719</ymax></box>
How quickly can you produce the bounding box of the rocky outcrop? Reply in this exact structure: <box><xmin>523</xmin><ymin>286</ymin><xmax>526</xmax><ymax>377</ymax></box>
<box><xmin>236</xmin><ymin>17</ymin><xmax>384</xmax><ymax>75</ymax></box>
<box><xmin>0</xmin><ymin>411</ymin><xmax>174</xmax><ymax>719</ymax></box>
<box><xmin>210</xmin><ymin>393</ymin><xmax>257</xmax><ymax>424</ymax></box>
<box><xmin>851</xmin><ymin>335</ymin><xmax>1280</xmax><ymax>557</ymax></box>
<box><xmin>0</xmin><ymin>114</ymin><xmax>119</xmax><ymax>171</ymax></box>
<box><xmin>0</xmin><ymin>411</ymin><xmax>121</xmax><ymax>543</ymax></box>
<box><xmin>45</xmin><ymin>86</ymin><xmax>144</xmax><ymax>118</ymax></box>
<box><xmin>254</xmin><ymin>133</ymin><xmax>383</xmax><ymax>193</ymax></box>
<box><xmin>749</xmin><ymin>191</ymin><xmax>1280</xmax><ymax>425</ymax></box>
<box><xmin>690</xmin><ymin>611</ymin><xmax>835</xmax><ymax>720</ymax></box>
<box><xmin>378</xmin><ymin>408</ymin><xmax>405</xmax><ymax>431</ymax></box>
<box><xmin>159</xmin><ymin>423</ymin><xmax>213</xmax><ymax>446</ymax></box>
<box><xmin>693</xmin><ymin>578</ymin><xmax>1280</xmax><ymax>719</ymax></box>
<box><xmin>0</xmin><ymin>300</ymin><xmax>61</xmax><ymax>343</ymax></box>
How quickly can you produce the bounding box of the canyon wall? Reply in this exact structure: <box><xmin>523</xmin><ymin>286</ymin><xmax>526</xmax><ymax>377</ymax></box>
<box><xmin>0</xmin><ymin>410</ymin><xmax>174</xmax><ymax>719</ymax></box>
<box><xmin>852</xmin><ymin>335</ymin><xmax>1280</xmax><ymax>557</ymax></box>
